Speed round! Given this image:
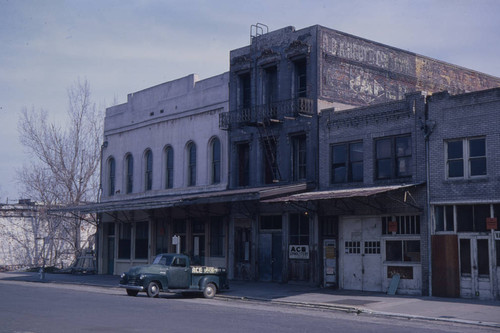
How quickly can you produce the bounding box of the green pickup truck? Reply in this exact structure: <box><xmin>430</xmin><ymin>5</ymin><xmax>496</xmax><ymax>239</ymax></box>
<box><xmin>119</xmin><ymin>253</ymin><xmax>229</xmax><ymax>298</ymax></box>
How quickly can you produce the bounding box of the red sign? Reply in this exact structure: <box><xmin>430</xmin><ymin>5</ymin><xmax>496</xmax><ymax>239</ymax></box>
<box><xmin>486</xmin><ymin>218</ymin><xmax>498</xmax><ymax>230</ymax></box>
<box><xmin>388</xmin><ymin>221</ymin><xmax>398</xmax><ymax>233</ymax></box>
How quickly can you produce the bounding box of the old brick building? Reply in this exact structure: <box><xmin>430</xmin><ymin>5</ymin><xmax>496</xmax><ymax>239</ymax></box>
<box><xmin>220</xmin><ymin>24</ymin><xmax>500</xmax><ymax>291</ymax></box>
<box><xmin>88</xmin><ymin>24</ymin><xmax>500</xmax><ymax>299</ymax></box>
<box><xmin>428</xmin><ymin>88</ymin><xmax>500</xmax><ymax>299</ymax></box>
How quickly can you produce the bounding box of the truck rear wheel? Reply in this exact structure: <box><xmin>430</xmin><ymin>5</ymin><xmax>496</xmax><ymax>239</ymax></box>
<box><xmin>203</xmin><ymin>282</ymin><xmax>216</xmax><ymax>299</ymax></box>
<box><xmin>146</xmin><ymin>281</ymin><xmax>160</xmax><ymax>298</ymax></box>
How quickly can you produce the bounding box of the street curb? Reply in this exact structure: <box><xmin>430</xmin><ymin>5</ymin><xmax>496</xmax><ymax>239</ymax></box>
<box><xmin>216</xmin><ymin>294</ymin><xmax>500</xmax><ymax>329</ymax></box>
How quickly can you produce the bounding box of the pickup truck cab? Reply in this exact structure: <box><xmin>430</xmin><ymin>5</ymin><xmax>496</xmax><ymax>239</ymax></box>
<box><xmin>119</xmin><ymin>253</ymin><xmax>229</xmax><ymax>298</ymax></box>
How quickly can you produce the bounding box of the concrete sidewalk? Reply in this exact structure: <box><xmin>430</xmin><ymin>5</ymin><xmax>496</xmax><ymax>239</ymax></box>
<box><xmin>1</xmin><ymin>271</ymin><xmax>499</xmax><ymax>328</ymax></box>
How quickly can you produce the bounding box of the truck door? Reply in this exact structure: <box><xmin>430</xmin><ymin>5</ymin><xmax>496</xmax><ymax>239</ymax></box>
<box><xmin>167</xmin><ymin>257</ymin><xmax>190</xmax><ymax>289</ymax></box>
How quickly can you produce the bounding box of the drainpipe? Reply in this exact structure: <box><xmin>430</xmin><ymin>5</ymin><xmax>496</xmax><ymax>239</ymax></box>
<box><xmin>422</xmin><ymin>97</ymin><xmax>435</xmax><ymax>296</ymax></box>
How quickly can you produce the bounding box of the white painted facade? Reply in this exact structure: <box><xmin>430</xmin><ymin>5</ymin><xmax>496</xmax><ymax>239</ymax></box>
<box><xmin>99</xmin><ymin>73</ymin><xmax>230</xmax><ymax>275</ymax></box>
<box><xmin>101</xmin><ymin>73</ymin><xmax>229</xmax><ymax>200</ymax></box>
<box><xmin>339</xmin><ymin>215</ymin><xmax>422</xmax><ymax>295</ymax></box>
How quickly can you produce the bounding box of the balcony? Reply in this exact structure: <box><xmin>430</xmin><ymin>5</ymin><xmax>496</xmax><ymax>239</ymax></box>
<box><xmin>219</xmin><ymin>98</ymin><xmax>314</xmax><ymax>130</ymax></box>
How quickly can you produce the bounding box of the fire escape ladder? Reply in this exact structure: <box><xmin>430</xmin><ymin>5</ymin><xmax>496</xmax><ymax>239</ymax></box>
<box><xmin>257</xmin><ymin>117</ymin><xmax>281</xmax><ymax>182</ymax></box>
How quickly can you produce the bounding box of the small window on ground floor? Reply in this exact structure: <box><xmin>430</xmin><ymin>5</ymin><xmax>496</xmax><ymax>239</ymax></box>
<box><xmin>385</xmin><ymin>240</ymin><xmax>420</xmax><ymax>262</ymax></box>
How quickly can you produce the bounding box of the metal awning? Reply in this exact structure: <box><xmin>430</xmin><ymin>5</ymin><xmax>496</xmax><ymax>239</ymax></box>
<box><xmin>57</xmin><ymin>182</ymin><xmax>309</xmax><ymax>214</ymax></box>
<box><xmin>261</xmin><ymin>183</ymin><xmax>422</xmax><ymax>203</ymax></box>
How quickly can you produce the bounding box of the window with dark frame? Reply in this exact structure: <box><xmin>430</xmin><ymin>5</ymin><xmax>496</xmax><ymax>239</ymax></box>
<box><xmin>135</xmin><ymin>222</ymin><xmax>149</xmax><ymax>259</ymax></box>
<box><xmin>108</xmin><ymin>157</ymin><xmax>115</xmax><ymax>196</ymax></box>
<box><xmin>173</xmin><ymin>219</ymin><xmax>186</xmax><ymax>254</ymax></box>
<box><xmin>237</xmin><ymin>143</ymin><xmax>250</xmax><ymax>187</ymax></box>
<box><xmin>126</xmin><ymin>154</ymin><xmax>133</xmax><ymax>194</ymax></box>
<box><xmin>263</xmin><ymin>138</ymin><xmax>278</xmax><ymax>184</ymax></box>
<box><xmin>264</xmin><ymin>65</ymin><xmax>278</xmax><ymax>106</ymax></box>
<box><xmin>188</xmin><ymin>142</ymin><xmax>196</xmax><ymax>186</ymax></box>
<box><xmin>434</xmin><ymin>205</ymin><xmax>454</xmax><ymax>232</ymax></box>
<box><xmin>375</xmin><ymin>135</ymin><xmax>411</xmax><ymax>180</ymax></box>
<box><xmin>239</xmin><ymin>73</ymin><xmax>251</xmax><ymax>109</ymax></box>
<box><xmin>382</xmin><ymin>215</ymin><xmax>420</xmax><ymax>235</ymax></box>
<box><xmin>289</xmin><ymin>213</ymin><xmax>309</xmax><ymax>245</ymax></box>
<box><xmin>294</xmin><ymin>59</ymin><xmax>307</xmax><ymax>98</ymax></box>
<box><xmin>446</xmin><ymin>137</ymin><xmax>486</xmax><ymax>179</ymax></box>
<box><xmin>331</xmin><ymin>141</ymin><xmax>363</xmax><ymax>183</ymax></box>
<box><xmin>385</xmin><ymin>240</ymin><xmax>420</xmax><ymax>262</ymax></box>
<box><xmin>165</xmin><ymin>146</ymin><xmax>174</xmax><ymax>189</ymax></box>
<box><xmin>156</xmin><ymin>220</ymin><xmax>169</xmax><ymax>255</ymax></box>
<box><xmin>118</xmin><ymin>223</ymin><xmax>131</xmax><ymax>259</ymax></box>
<box><xmin>291</xmin><ymin>134</ymin><xmax>307</xmax><ymax>181</ymax></box>
<box><xmin>210</xmin><ymin>217</ymin><xmax>225</xmax><ymax>257</ymax></box>
<box><xmin>145</xmin><ymin>150</ymin><xmax>153</xmax><ymax>191</ymax></box>
<box><xmin>211</xmin><ymin>138</ymin><xmax>221</xmax><ymax>184</ymax></box>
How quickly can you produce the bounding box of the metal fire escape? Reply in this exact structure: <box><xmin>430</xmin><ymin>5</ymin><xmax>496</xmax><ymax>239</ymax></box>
<box><xmin>257</xmin><ymin>113</ymin><xmax>282</xmax><ymax>183</ymax></box>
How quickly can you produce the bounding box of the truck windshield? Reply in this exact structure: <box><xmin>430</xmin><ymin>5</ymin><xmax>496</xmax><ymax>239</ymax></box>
<box><xmin>152</xmin><ymin>255</ymin><xmax>174</xmax><ymax>266</ymax></box>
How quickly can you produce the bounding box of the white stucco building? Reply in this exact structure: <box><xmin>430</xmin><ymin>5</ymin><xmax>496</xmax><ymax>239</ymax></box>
<box><xmin>96</xmin><ymin>73</ymin><xmax>231</xmax><ymax>275</ymax></box>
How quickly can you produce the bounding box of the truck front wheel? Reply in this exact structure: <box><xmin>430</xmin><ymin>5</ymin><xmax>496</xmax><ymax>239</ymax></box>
<box><xmin>146</xmin><ymin>281</ymin><xmax>160</xmax><ymax>298</ymax></box>
<box><xmin>203</xmin><ymin>283</ymin><xmax>216</xmax><ymax>299</ymax></box>
<box><xmin>126</xmin><ymin>289</ymin><xmax>139</xmax><ymax>297</ymax></box>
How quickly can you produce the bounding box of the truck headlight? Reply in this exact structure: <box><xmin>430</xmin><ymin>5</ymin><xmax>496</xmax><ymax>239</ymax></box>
<box><xmin>120</xmin><ymin>273</ymin><xmax>126</xmax><ymax>279</ymax></box>
<box><xmin>140</xmin><ymin>274</ymin><xmax>146</xmax><ymax>280</ymax></box>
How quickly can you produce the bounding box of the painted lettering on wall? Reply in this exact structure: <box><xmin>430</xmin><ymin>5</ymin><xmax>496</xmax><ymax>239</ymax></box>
<box><xmin>289</xmin><ymin>245</ymin><xmax>310</xmax><ymax>259</ymax></box>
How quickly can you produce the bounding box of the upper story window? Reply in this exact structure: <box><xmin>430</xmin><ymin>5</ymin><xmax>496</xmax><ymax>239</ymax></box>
<box><xmin>291</xmin><ymin>134</ymin><xmax>306</xmax><ymax>181</ymax></box>
<box><xmin>237</xmin><ymin>142</ymin><xmax>250</xmax><ymax>187</ymax></box>
<box><xmin>211</xmin><ymin>138</ymin><xmax>221</xmax><ymax>184</ymax></box>
<box><xmin>446</xmin><ymin>137</ymin><xmax>486</xmax><ymax>179</ymax></box>
<box><xmin>331</xmin><ymin>141</ymin><xmax>363</xmax><ymax>183</ymax></box>
<box><xmin>144</xmin><ymin>149</ymin><xmax>153</xmax><ymax>191</ymax></box>
<box><xmin>294</xmin><ymin>58</ymin><xmax>307</xmax><ymax>98</ymax></box>
<box><xmin>125</xmin><ymin>154</ymin><xmax>133</xmax><ymax>194</ymax></box>
<box><xmin>108</xmin><ymin>157</ymin><xmax>115</xmax><ymax>196</ymax></box>
<box><xmin>375</xmin><ymin>135</ymin><xmax>411</xmax><ymax>180</ymax></box>
<box><xmin>263</xmin><ymin>65</ymin><xmax>278</xmax><ymax>105</ymax></box>
<box><xmin>263</xmin><ymin>138</ymin><xmax>278</xmax><ymax>184</ymax></box>
<box><xmin>164</xmin><ymin>146</ymin><xmax>174</xmax><ymax>189</ymax></box>
<box><xmin>239</xmin><ymin>73</ymin><xmax>251</xmax><ymax>109</ymax></box>
<box><xmin>187</xmin><ymin>142</ymin><xmax>196</xmax><ymax>186</ymax></box>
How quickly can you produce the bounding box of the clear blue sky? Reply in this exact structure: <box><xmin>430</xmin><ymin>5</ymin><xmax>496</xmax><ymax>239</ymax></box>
<box><xmin>1</xmin><ymin>0</ymin><xmax>500</xmax><ymax>201</ymax></box>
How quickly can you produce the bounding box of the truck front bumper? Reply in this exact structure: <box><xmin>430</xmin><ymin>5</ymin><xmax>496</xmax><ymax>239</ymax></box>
<box><xmin>119</xmin><ymin>284</ymin><xmax>144</xmax><ymax>291</ymax></box>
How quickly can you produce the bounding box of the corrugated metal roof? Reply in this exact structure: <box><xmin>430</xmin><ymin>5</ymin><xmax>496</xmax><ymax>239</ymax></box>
<box><xmin>56</xmin><ymin>182</ymin><xmax>309</xmax><ymax>214</ymax></box>
<box><xmin>262</xmin><ymin>184</ymin><xmax>421</xmax><ymax>203</ymax></box>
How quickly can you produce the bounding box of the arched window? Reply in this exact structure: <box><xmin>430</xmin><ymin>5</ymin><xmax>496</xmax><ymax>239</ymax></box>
<box><xmin>165</xmin><ymin>146</ymin><xmax>174</xmax><ymax>189</ymax></box>
<box><xmin>108</xmin><ymin>157</ymin><xmax>116</xmax><ymax>196</ymax></box>
<box><xmin>145</xmin><ymin>149</ymin><xmax>153</xmax><ymax>191</ymax></box>
<box><xmin>125</xmin><ymin>154</ymin><xmax>134</xmax><ymax>194</ymax></box>
<box><xmin>211</xmin><ymin>138</ymin><xmax>221</xmax><ymax>184</ymax></box>
<box><xmin>188</xmin><ymin>142</ymin><xmax>196</xmax><ymax>186</ymax></box>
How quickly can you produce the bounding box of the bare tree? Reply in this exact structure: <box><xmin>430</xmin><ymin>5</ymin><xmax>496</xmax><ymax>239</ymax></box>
<box><xmin>15</xmin><ymin>79</ymin><xmax>102</xmax><ymax>268</ymax></box>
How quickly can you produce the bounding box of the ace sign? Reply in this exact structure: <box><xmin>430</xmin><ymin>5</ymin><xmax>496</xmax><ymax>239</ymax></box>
<box><xmin>289</xmin><ymin>245</ymin><xmax>310</xmax><ymax>259</ymax></box>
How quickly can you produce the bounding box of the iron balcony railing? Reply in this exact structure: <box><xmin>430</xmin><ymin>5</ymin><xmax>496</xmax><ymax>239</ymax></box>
<box><xmin>219</xmin><ymin>98</ymin><xmax>314</xmax><ymax>130</ymax></box>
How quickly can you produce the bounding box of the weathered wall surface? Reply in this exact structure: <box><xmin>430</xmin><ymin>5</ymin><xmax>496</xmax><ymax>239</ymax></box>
<box><xmin>319</xmin><ymin>27</ymin><xmax>500</xmax><ymax>108</ymax></box>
